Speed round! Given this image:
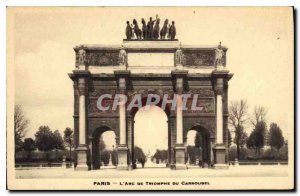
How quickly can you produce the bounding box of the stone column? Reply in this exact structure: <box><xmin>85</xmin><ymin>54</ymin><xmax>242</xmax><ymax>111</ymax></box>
<box><xmin>210</xmin><ymin>139</ymin><xmax>214</xmax><ymax>166</ymax></box>
<box><xmin>75</xmin><ymin>73</ymin><xmax>90</xmax><ymax>171</ymax></box>
<box><xmin>169</xmin><ymin>111</ymin><xmax>176</xmax><ymax>169</ymax></box>
<box><xmin>114</xmin><ymin>70</ymin><xmax>130</xmax><ymax>170</ymax></box>
<box><xmin>127</xmin><ymin>113</ymin><xmax>133</xmax><ymax>170</ymax></box>
<box><xmin>132</xmin><ymin>120</ymin><xmax>137</xmax><ymax>169</ymax></box>
<box><xmin>176</xmin><ymin>93</ymin><xmax>183</xmax><ymax>144</ymax></box>
<box><xmin>89</xmin><ymin>137</ymin><xmax>93</xmax><ymax>170</ymax></box>
<box><xmin>213</xmin><ymin>71</ymin><xmax>228</xmax><ymax>169</ymax></box>
<box><xmin>172</xmin><ymin>70</ymin><xmax>188</xmax><ymax>170</ymax></box>
<box><xmin>216</xmin><ymin>91</ymin><xmax>223</xmax><ymax>144</ymax></box>
<box><xmin>119</xmin><ymin>91</ymin><xmax>126</xmax><ymax>145</ymax></box>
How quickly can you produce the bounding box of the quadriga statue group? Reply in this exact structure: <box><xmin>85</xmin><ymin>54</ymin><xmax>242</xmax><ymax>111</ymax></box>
<box><xmin>125</xmin><ymin>15</ymin><xmax>176</xmax><ymax>40</ymax></box>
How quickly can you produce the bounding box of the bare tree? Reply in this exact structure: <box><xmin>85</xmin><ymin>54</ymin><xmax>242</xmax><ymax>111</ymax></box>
<box><xmin>14</xmin><ymin>104</ymin><xmax>29</xmax><ymax>152</ymax></box>
<box><xmin>229</xmin><ymin>100</ymin><xmax>249</xmax><ymax>159</ymax></box>
<box><xmin>251</xmin><ymin>106</ymin><xmax>268</xmax><ymax>127</ymax></box>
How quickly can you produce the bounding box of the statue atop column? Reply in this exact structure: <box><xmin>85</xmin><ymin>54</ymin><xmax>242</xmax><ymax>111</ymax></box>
<box><xmin>215</xmin><ymin>42</ymin><xmax>225</xmax><ymax>67</ymax></box>
<box><xmin>118</xmin><ymin>46</ymin><xmax>127</xmax><ymax>66</ymax></box>
<box><xmin>77</xmin><ymin>45</ymin><xmax>86</xmax><ymax>68</ymax></box>
<box><xmin>175</xmin><ymin>43</ymin><xmax>184</xmax><ymax>65</ymax></box>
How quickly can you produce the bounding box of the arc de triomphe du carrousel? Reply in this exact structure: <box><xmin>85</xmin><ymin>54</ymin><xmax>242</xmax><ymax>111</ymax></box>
<box><xmin>69</xmin><ymin>19</ymin><xmax>233</xmax><ymax>171</ymax></box>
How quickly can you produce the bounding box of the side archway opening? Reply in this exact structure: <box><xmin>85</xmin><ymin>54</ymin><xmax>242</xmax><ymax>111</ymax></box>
<box><xmin>91</xmin><ymin>126</ymin><xmax>117</xmax><ymax>170</ymax></box>
<box><xmin>185</xmin><ymin>125</ymin><xmax>213</xmax><ymax>168</ymax></box>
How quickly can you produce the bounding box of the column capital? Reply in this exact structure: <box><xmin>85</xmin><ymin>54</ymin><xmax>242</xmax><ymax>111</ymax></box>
<box><xmin>72</xmin><ymin>69</ymin><xmax>91</xmax><ymax>78</ymax></box>
<box><xmin>212</xmin><ymin>70</ymin><xmax>233</xmax><ymax>81</ymax></box>
<box><xmin>171</xmin><ymin>70</ymin><xmax>188</xmax><ymax>78</ymax></box>
<box><xmin>114</xmin><ymin>70</ymin><xmax>131</xmax><ymax>79</ymax></box>
<box><xmin>171</xmin><ymin>70</ymin><xmax>188</xmax><ymax>94</ymax></box>
<box><xmin>68</xmin><ymin>70</ymin><xmax>90</xmax><ymax>81</ymax></box>
<box><xmin>114</xmin><ymin>70</ymin><xmax>131</xmax><ymax>93</ymax></box>
<box><xmin>215</xmin><ymin>88</ymin><xmax>224</xmax><ymax>96</ymax></box>
<box><xmin>78</xmin><ymin>78</ymin><xmax>88</xmax><ymax>96</ymax></box>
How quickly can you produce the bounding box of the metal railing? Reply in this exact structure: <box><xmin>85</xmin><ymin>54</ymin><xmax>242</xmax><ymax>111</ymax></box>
<box><xmin>229</xmin><ymin>160</ymin><xmax>288</xmax><ymax>166</ymax></box>
<box><xmin>15</xmin><ymin>162</ymin><xmax>73</xmax><ymax>169</ymax></box>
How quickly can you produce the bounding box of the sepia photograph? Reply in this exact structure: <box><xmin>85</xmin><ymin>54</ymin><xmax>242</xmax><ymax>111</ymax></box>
<box><xmin>6</xmin><ymin>6</ymin><xmax>294</xmax><ymax>190</ymax></box>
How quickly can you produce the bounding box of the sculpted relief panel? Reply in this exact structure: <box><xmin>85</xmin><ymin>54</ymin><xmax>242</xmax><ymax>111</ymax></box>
<box><xmin>76</xmin><ymin>51</ymin><xmax>119</xmax><ymax>66</ymax></box>
<box><xmin>188</xmin><ymin>88</ymin><xmax>215</xmax><ymax>97</ymax></box>
<box><xmin>183</xmin><ymin>50</ymin><xmax>215</xmax><ymax>67</ymax></box>
<box><xmin>88</xmin><ymin>99</ymin><xmax>116</xmax><ymax>115</ymax></box>
<box><xmin>184</xmin><ymin>88</ymin><xmax>215</xmax><ymax>114</ymax></box>
<box><xmin>184</xmin><ymin>98</ymin><xmax>214</xmax><ymax>114</ymax></box>
<box><xmin>88</xmin><ymin>89</ymin><xmax>117</xmax><ymax>115</ymax></box>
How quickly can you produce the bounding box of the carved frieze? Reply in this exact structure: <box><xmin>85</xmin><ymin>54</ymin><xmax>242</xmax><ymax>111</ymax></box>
<box><xmin>184</xmin><ymin>98</ymin><xmax>215</xmax><ymax>114</ymax></box>
<box><xmin>128</xmin><ymin>89</ymin><xmax>175</xmax><ymax>98</ymax></box>
<box><xmin>183</xmin><ymin>50</ymin><xmax>215</xmax><ymax>66</ymax></box>
<box><xmin>188</xmin><ymin>88</ymin><xmax>215</xmax><ymax>97</ymax></box>
<box><xmin>88</xmin><ymin>99</ymin><xmax>116</xmax><ymax>114</ymax></box>
<box><xmin>89</xmin><ymin>89</ymin><xmax>117</xmax><ymax>98</ymax></box>
<box><xmin>76</xmin><ymin>51</ymin><xmax>119</xmax><ymax>66</ymax></box>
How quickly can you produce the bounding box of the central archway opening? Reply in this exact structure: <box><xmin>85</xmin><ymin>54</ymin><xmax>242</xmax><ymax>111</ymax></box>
<box><xmin>133</xmin><ymin>105</ymin><xmax>169</xmax><ymax>169</ymax></box>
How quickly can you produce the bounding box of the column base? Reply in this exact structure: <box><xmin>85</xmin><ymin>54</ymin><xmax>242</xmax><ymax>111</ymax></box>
<box><xmin>175</xmin><ymin>64</ymin><xmax>184</xmax><ymax>70</ymax></box>
<box><xmin>174</xmin><ymin>145</ymin><xmax>187</xmax><ymax>170</ymax></box>
<box><xmin>117</xmin><ymin>145</ymin><xmax>129</xmax><ymax>170</ymax></box>
<box><xmin>174</xmin><ymin>164</ymin><xmax>187</xmax><ymax>170</ymax></box>
<box><xmin>117</xmin><ymin>165</ymin><xmax>129</xmax><ymax>170</ymax></box>
<box><xmin>213</xmin><ymin>144</ymin><xmax>228</xmax><ymax>169</ymax></box>
<box><xmin>75</xmin><ymin>164</ymin><xmax>89</xmax><ymax>171</ymax></box>
<box><xmin>75</xmin><ymin>145</ymin><xmax>90</xmax><ymax>171</ymax></box>
<box><xmin>214</xmin><ymin>164</ymin><xmax>229</xmax><ymax>169</ymax></box>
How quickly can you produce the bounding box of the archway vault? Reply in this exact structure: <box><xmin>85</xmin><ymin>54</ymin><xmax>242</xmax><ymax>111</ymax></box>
<box><xmin>129</xmin><ymin>95</ymin><xmax>172</xmax><ymax>118</ymax></box>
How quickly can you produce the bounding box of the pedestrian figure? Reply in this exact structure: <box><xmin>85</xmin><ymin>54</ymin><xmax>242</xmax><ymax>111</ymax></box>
<box><xmin>140</xmin><ymin>158</ymin><xmax>145</xmax><ymax>168</ymax></box>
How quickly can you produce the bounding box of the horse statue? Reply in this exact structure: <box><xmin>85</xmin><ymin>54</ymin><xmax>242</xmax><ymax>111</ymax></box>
<box><xmin>133</xmin><ymin>19</ymin><xmax>142</xmax><ymax>39</ymax></box>
<box><xmin>153</xmin><ymin>18</ymin><xmax>160</xmax><ymax>39</ymax></box>
<box><xmin>160</xmin><ymin>19</ymin><xmax>169</xmax><ymax>39</ymax></box>
<box><xmin>169</xmin><ymin>21</ymin><xmax>176</xmax><ymax>40</ymax></box>
<box><xmin>141</xmin><ymin>18</ymin><xmax>148</xmax><ymax>39</ymax></box>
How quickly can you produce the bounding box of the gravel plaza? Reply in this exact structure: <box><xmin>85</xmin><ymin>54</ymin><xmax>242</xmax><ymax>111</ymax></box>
<box><xmin>15</xmin><ymin>165</ymin><xmax>289</xmax><ymax>179</ymax></box>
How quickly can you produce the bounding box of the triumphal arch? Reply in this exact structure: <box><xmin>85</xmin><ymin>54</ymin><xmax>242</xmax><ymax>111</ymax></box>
<box><xmin>69</xmin><ymin>36</ymin><xmax>233</xmax><ymax>171</ymax></box>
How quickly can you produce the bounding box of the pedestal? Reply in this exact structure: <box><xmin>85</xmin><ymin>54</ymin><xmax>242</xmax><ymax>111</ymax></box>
<box><xmin>75</xmin><ymin>145</ymin><xmax>89</xmax><ymax>171</ymax></box>
<box><xmin>213</xmin><ymin>144</ymin><xmax>228</xmax><ymax>169</ymax></box>
<box><xmin>174</xmin><ymin>145</ymin><xmax>187</xmax><ymax>170</ymax></box>
<box><xmin>117</xmin><ymin>145</ymin><xmax>129</xmax><ymax>170</ymax></box>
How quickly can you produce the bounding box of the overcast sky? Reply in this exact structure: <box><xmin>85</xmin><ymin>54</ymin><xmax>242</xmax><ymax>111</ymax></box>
<box><xmin>9</xmin><ymin>7</ymin><xmax>293</xmax><ymax>152</ymax></box>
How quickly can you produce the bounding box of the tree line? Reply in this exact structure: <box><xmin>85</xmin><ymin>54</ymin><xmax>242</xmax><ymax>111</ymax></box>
<box><xmin>229</xmin><ymin>100</ymin><xmax>286</xmax><ymax>160</ymax></box>
<box><xmin>14</xmin><ymin>105</ymin><xmax>149</xmax><ymax>166</ymax></box>
<box><xmin>14</xmin><ymin>105</ymin><xmax>75</xmax><ymax>163</ymax></box>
